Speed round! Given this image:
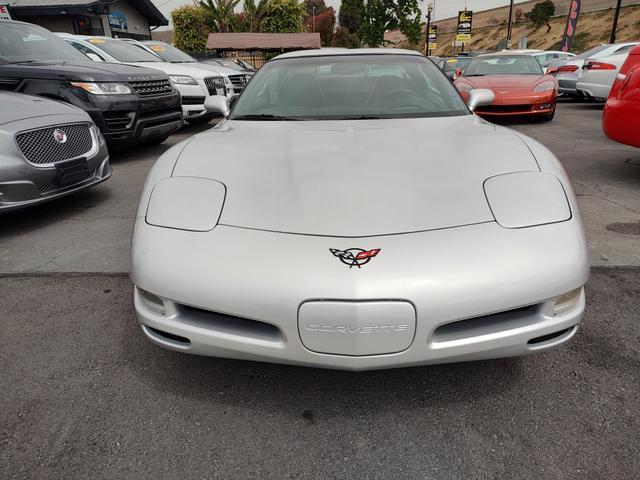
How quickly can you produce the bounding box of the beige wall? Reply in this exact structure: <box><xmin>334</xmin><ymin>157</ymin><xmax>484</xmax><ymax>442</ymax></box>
<box><xmin>18</xmin><ymin>14</ymin><xmax>74</xmax><ymax>33</ymax></box>
<box><xmin>108</xmin><ymin>0</ymin><xmax>151</xmax><ymax>37</ymax></box>
<box><xmin>435</xmin><ymin>0</ymin><xmax>640</xmax><ymax>33</ymax></box>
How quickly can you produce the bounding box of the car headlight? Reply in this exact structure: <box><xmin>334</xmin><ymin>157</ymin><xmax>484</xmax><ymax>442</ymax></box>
<box><xmin>456</xmin><ymin>82</ymin><xmax>474</xmax><ymax>93</ymax></box>
<box><xmin>169</xmin><ymin>75</ymin><xmax>197</xmax><ymax>85</ymax></box>
<box><xmin>533</xmin><ymin>80</ymin><xmax>556</xmax><ymax>92</ymax></box>
<box><xmin>70</xmin><ymin>82</ymin><xmax>133</xmax><ymax>95</ymax></box>
<box><xmin>553</xmin><ymin>287</ymin><xmax>583</xmax><ymax>315</ymax></box>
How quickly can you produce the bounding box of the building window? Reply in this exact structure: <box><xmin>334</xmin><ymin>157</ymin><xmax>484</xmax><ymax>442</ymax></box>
<box><xmin>73</xmin><ymin>15</ymin><xmax>105</xmax><ymax>36</ymax></box>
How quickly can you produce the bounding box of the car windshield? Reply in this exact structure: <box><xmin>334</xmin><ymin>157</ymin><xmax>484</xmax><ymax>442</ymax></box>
<box><xmin>212</xmin><ymin>59</ymin><xmax>246</xmax><ymax>71</ymax></box>
<box><xmin>87</xmin><ymin>38</ymin><xmax>161</xmax><ymax>62</ymax></box>
<box><xmin>0</xmin><ymin>23</ymin><xmax>88</xmax><ymax>64</ymax></box>
<box><xmin>442</xmin><ymin>57</ymin><xmax>473</xmax><ymax>73</ymax></box>
<box><xmin>574</xmin><ymin>45</ymin><xmax>610</xmax><ymax>59</ymax></box>
<box><xmin>464</xmin><ymin>55</ymin><xmax>544</xmax><ymax>76</ymax></box>
<box><xmin>230</xmin><ymin>54</ymin><xmax>469</xmax><ymax>121</ymax></box>
<box><xmin>144</xmin><ymin>43</ymin><xmax>196</xmax><ymax>63</ymax></box>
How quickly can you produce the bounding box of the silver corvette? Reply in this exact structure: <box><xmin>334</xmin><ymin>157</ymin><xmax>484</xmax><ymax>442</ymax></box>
<box><xmin>131</xmin><ymin>49</ymin><xmax>589</xmax><ymax>370</ymax></box>
<box><xmin>0</xmin><ymin>92</ymin><xmax>111</xmax><ymax>212</ymax></box>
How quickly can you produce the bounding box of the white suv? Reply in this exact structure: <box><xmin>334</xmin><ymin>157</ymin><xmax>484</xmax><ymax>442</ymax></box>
<box><xmin>58</xmin><ymin>34</ymin><xmax>233</xmax><ymax>124</ymax></box>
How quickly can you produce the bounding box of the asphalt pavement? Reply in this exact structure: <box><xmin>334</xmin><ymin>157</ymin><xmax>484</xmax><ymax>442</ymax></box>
<box><xmin>1</xmin><ymin>102</ymin><xmax>639</xmax><ymax>479</ymax></box>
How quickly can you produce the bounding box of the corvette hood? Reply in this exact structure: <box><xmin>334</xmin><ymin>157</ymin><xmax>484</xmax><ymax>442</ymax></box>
<box><xmin>464</xmin><ymin>75</ymin><xmax>543</xmax><ymax>89</ymax></box>
<box><xmin>172</xmin><ymin>115</ymin><xmax>539</xmax><ymax>237</ymax></box>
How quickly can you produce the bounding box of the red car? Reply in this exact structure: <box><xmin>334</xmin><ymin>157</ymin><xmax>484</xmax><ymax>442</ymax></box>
<box><xmin>602</xmin><ymin>45</ymin><xmax>640</xmax><ymax>148</ymax></box>
<box><xmin>454</xmin><ymin>53</ymin><xmax>558</xmax><ymax>121</ymax></box>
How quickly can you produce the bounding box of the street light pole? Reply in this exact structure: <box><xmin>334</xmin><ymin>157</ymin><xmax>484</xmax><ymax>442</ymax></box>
<box><xmin>312</xmin><ymin>6</ymin><xmax>316</xmax><ymax>33</ymax></box>
<box><xmin>506</xmin><ymin>0</ymin><xmax>515</xmax><ymax>49</ymax></box>
<box><xmin>610</xmin><ymin>0</ymin><xmax>623</xmax><ymax>43</ymax></box>
<box><xmin>424</xmin><ymin>3</ymin><xmax>433</xmax><ymax>56</ymax></box>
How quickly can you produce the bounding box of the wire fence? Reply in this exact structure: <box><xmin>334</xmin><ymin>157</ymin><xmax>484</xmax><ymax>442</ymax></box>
<box><xmin>188</xmin><ymin>51</ymin><xmax>268</xmax><ymax>69</ymax></box>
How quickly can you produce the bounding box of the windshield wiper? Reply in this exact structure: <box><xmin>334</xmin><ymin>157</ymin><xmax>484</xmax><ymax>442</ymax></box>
<box><xmin>232</xmin><ymin>114</ymin><xmax>298</xmax><ymax>121</ymax></box>
<box><xmin>337</xmin><ymin>115</ymin><xmax>384</xmax><ymax>120</ymax></box>
<box><xmin>465</xmin><ymin>74</ymin><xmax>485</xmax><ymax>77</ymax></box>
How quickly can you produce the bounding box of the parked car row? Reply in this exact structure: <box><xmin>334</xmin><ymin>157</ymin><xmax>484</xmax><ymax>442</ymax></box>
<box><xmin>546</xmin><ymin>42</ymin><xmax>639</xmax><ymax>99</ymax></box>
<box><xmin>0</xmin><ymin>20</ymin><xmax>250</xmax><ymax>212</ymax></box>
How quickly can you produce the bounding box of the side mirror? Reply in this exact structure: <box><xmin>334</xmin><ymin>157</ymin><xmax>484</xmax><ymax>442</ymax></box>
<box><xmin>467</xmin><ymin>88</ymin><xmax>495</xmax><ymax>112</ymax></box>
<box><xmin>204</xmin><ymin>95</ymin><xmax>230</xmax><ymax>117</ymax></box>
<box><xmin>546</xmin><ymin>66</ymin><xmax>559</xmax><ymax>75</ymax></box>
<box><xmin>453</xmin><ymin>67</ymin><xmax>463</xmax><ymax>80</ymax></box>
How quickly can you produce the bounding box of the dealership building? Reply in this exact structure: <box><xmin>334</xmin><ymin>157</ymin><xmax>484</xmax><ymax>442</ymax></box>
<box><xmin>3</xmin><ymin>0</ymin><xmax>167</xmax><ymax>40</ymax></box>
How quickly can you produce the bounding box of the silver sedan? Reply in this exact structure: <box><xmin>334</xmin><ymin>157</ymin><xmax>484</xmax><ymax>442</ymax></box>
<box><xmin>0</xmin><ymin>92</ymin><xmax>111</xmax><ymax>212</ymax></box>
<box><xmin>131</xmin><ymin>49</ymin><xmax>589</xmax><ymax>370</ymax></box>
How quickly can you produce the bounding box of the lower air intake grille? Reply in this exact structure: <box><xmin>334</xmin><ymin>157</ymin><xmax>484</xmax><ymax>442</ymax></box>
<box><xmin>181</xmin><ymin>96</ymin><xmax>206</xmax><ymax>105</ymax></box>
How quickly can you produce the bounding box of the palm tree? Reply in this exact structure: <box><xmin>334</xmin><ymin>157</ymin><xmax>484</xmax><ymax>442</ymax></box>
<box><xmin>200</xmin><ymin>0</ymin><xmax>241</xmax><ymax>32</ymax></box>
<box><xmin>243</xmin><ymin>0</ymin><xmax>270</xmax><ymax>32</ymax></box>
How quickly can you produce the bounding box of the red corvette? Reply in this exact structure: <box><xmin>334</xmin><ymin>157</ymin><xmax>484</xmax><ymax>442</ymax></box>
<box><xmin>602</xmin><ymin>45</ymin><xmax>640</xmax><ymax>148</ymax></box>
<box><xmin>454</xmin><ymin>53</ymin><xmax>558</xmax><ymax>121</ymax></box>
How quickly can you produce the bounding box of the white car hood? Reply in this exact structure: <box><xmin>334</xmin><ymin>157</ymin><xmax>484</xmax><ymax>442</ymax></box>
<box><xmin>182</xmin><ymin>63</ymin><xmax>245</xmax><ymax>77</ymax></box>
<box><xmin>125</xmin><ymin>62</ymin><xmax>218</xmax><ymax>79</ymax></box>
<box><xmin>172</xmin><ymin>115</ymin><xmax>540</xmax><ymax>237</ymax></box>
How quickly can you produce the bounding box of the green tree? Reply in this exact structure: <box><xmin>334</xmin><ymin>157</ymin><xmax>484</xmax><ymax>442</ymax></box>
<box><xmin>172</xmin><ymin>6</ymin><xmax>216</xmax><ymax>52</ymax></box>
<box><xmin>331</xmin><ymin>26</ymin><xmax>361</xmax><ymax>48</ymax></box>
<box><xmin>358</xmin><ymin>0</ymin><xmax>421</xmax><ymax>47</ymax></box>
<box><xmin>338</xmin><ymin>0</ymin><xmax>363</xmax><ymax>34</ymax></box>
<box><xmin>242</xmin><ymin>0</ymin><xmax>271</xmax><ymax>32</ymax></box>
<box><xmin>200</xmin><ymin>0</ymin><xmax>241</xmax><ymax>32</ymax></box>
<box><xmin>525</xmin><ymin>0</ymin><xmax>555</xmax><ymax>32</ymax></box>
<box><xmin>261</xmin><ymin>0</ymin><xmax>307</xmax><ymax>33</ymax></box>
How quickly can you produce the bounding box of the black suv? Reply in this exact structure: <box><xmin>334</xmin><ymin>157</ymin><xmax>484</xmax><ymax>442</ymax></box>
<box><xmin>0</xmin><ymin>21</ymin><xmax>182</xmax><ymax>147</ymax></box>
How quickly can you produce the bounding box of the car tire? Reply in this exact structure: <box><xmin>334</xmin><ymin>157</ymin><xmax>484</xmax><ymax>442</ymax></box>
<box><xmin>186</xmin><ymin>113</ymin><xmax>216</xmax><ymax>125</ymax></box>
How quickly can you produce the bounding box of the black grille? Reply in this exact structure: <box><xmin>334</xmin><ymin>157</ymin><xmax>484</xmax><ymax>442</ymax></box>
<box><xmin>477</xmin><ymin>104</ymin><xmax>532</xmax><ymax>113</ymax></box>
<box><xmin>204</xmin><ymin>77</ymin><xmax>223</xmax><ymax>95</ymax></box>
<box><xmin>129</xmin><ymin>79</ymin><xmax>173</xmax><ymax>96</ymax></box>
<box><xmin>103</xmin><ymin>111</ymin><xmax>134</xmax><ymax>130</ymax></box>
<box><xmin>181</xmin><ymin>96</ymin><xmax>205</xmax><ymax>105</ymax></box>
<box><xmin>37</xmin><ymin>169</ymin><xmax>96</xmax><ymax>195</ymax></box>
<box><xmin>15</xmin><ymin>123</ymin><xmax>94</xmax><ymax>165</ymax></box>
<box><xmin>229</xmin><ymin>74</ymin><xmax>247</xmax><ymax>86</ymax></box>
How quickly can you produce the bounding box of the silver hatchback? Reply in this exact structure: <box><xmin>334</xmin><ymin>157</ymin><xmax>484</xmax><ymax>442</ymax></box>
<box><xmin>0</xmin><ymin>92</ymin><xmax>111</xmax><ymax>212</ymax></box>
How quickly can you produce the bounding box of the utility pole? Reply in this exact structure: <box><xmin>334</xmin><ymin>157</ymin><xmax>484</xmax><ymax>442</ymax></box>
<box><xmin>610</xmin><ymin>0</ymin><xmax>623</xmax><ymax>43</ymax></box>
<box><xmin>506</xmin><ymin>0</ymin><xmax>515</xmax><ymax>49</ymax></box>
<box><xmin>424</xmin><ymin>3</ymin><xmax>433</xmax><ymax>56</ymax></box>
<box><xmin>312</xmin><ymin>6</ymin><xmax>316</xmax><ymax>33</ymax></box>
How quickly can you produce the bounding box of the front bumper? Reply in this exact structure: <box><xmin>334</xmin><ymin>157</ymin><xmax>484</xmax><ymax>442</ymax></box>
<box><xmin>475</xmin><ymin>91</ymin><xmax>557</xmax><ymax>117</ymax></box>
<box><xmin>79</xmin><ymin>91</ymin><xmax>183</xmax><ymax>147</ymax></box>
<box><xmin>131</xmin><ymin>220</ymin><xmax>589</xmax><ymax>370</ymax></box>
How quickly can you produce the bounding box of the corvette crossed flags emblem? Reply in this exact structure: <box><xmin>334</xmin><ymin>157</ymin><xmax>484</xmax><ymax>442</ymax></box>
<box><xmin>330</xmin><ymin>248</ymin><xmax>381</xmax><ymax>268</ymax></box>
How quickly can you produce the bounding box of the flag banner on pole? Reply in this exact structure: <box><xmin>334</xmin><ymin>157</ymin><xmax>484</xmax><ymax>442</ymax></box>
<box><xmin>560</xmin><ymin>0</ymin><xmax>581</xmax><ymax>52</ymax></box>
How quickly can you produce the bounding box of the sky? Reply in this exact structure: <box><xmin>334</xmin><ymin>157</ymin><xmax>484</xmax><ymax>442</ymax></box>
<box><xmin>154</xmin><ymin>0</ymin><xmax>533</xmax><ymax>30</ymax></box>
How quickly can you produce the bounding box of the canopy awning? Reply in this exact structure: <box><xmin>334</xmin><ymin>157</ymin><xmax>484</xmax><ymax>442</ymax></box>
<box><xmin>206</xmin><ymin>32</ymin><xmax>321</xmax><ymax>52</ymax></box>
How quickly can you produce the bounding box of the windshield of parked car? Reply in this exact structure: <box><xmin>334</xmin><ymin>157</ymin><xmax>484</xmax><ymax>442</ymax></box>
<box><xmin>464</xmin><ymin>55</ymin><xmax>544</xmax><ymax>76</ymax></box>
<box><xmin>0</xmin><ymin>23</ymin><xmax>89</xmax><ymax>64</ymax></box>
<box><xmin>441</xmin><ymin>57</ymin><xmax>473</xmax><ymax>73</ymax></box>
<box><xmin>574</xmin><ymin>45</ymin><xmax>610</xmax><ymax>59</ymax></box>
<box><xmin>211</xmin><ymin>59</ymin><xmax>246</xmax><ymax>71</ymax></box>
<box><xmin>230</xmin><ymin>54</ymin><xmax>469</xmax><ymax>120</ymax></box>
<box><xmin>86</xmin><ymin>38</ymin><xmax>162</xmax><ymax>62</ymax></box>
<box><xmin>143</xmin><ymin>42</ymin><xmax>197</xmax><ymax>63</ymax></box>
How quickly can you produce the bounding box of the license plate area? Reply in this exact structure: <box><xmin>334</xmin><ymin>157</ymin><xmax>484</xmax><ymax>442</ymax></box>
<box><xmin>298</xmin><ymin>300</ymin><xmax>416</xmax><ymax>356</ymax></box>
<box><xmin>55</xmin><ymin>158</ymin><xmax>89</xmax><ymax>187</ymax></box>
